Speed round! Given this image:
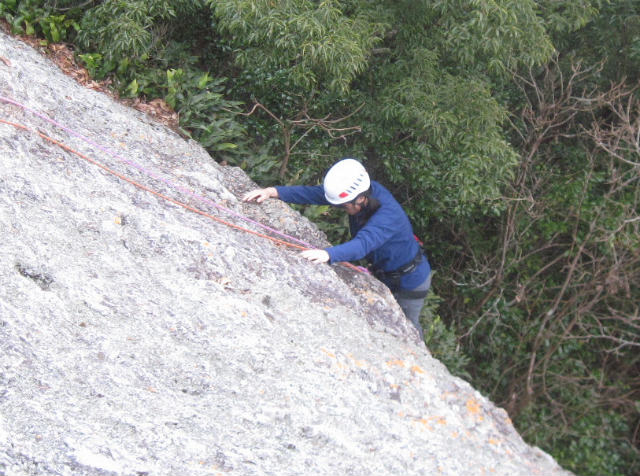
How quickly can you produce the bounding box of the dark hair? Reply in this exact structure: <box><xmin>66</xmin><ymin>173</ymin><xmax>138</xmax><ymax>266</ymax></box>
<box><xmin>357</xmin><ymin>187</ymin><xmax>380</xmax><ymax>222</ymax></box>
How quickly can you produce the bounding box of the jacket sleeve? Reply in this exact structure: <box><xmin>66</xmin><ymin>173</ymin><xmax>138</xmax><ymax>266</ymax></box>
<box><xmin>275</xmin><ymin>185</ymin><xmax>329</xmax><ymax>205</ymax></box>
<box><xmin>325</xmin><ymin>210</ymin><xmax>396</xmax><ymax>264</ymax></box>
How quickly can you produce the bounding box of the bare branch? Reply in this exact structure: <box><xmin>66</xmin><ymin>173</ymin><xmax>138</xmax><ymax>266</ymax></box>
<box><xmin>239</xmin><ymin>100</ymin><xmax>363</xmax><ymax>177</ymax></box>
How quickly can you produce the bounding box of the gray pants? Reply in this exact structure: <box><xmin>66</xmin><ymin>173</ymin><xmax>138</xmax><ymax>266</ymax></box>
<box><xmin>394</xmin><ymin>273</ymin><xmax>432</xmax><ymax>340</ymax></box>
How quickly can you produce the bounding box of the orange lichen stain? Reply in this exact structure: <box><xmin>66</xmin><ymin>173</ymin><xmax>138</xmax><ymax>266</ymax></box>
<box><xmin>241</xmin><ymin>311</ymin><xmax>248</xmax><ymax>317</ymax></box>
<box><xmin>389</xmin><ymin>383</ymin><xmax>400</xmax><ymax>389</ymax></box>
<box><xmin>411</xmin><ymin>415</ymin><xmax>440</xmax><ymax>431</ymax></box>
<box><xmin>398</xmin><ymin>411</ymin><xmax>405</xmax><ymax>417</ymax></box>
<box><xmin>386</xmin><ymin>359</ymin><xmax>405</xmax><ymax>367</ymax></box>
<box><xmin>410</xmin><ymin>365</ymin><xmax>425</xmax><ymax>374</ymax></box>
<box><xmin>347</xmin><ymin>353</ymin><xmax>367</xmax><ymax>368</ymax></box>
<box><xmin>437</xmin><ymin>417</ymin><xmax>447</xmax><ymax>425</ymax></box>
<box><xmin>321</xmin><ymin>348</ymin><xmax>336</xmax><ymax>359</ymax></box>
<box><xmin>488</xmin><ymin>438</ymin><xmax>500</xmax><ymax>445</ymax></box>
<box><xmin>466</xmin><ymin>397</ymin><xmax>481</xmax><ymax>415</ymax></box>
<box><xmin>451</xmin><ymin>431</ymin><xmax>459</xmax><ymax>438</ymax></box>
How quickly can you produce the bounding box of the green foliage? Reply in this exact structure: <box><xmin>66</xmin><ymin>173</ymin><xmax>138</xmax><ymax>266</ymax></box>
<box><xmin>209</xmin><ymin>0</ymin><xmax>384</xmax><ymax>179</ymax></box>
<box><xmin>518</xmin><ymin>393</ymin><xmax>638</xmax><ymax>476</ymax></box>
<box><xmin>537</xmin><ymin>0</ymin><xmax>602</xmax><ymax>34</ymax></box>
<box><xmin>429</xmin><ymin>0</ymin><xmax>555</xmax><ymax>75</ymax></box>
<box><xmin>236</xmin><ymin>142</ymin><xmax>282</xmax><ymax>185</ymax></box>
<box><xmin>76</xmin><ymin>52</ymin><xmax>104</xmax><ymax>78</ymax></box>
<box><xmin>301</xmin><ymin>204</ymin><xmax>351</xmax><ymax>246</ymax></box>
<box><xmin>211</xmin><ymin>0</ymin><xmax>384</xmax><ymax>93</ymax></box>
<box><xmin>165</xmin><ymin>69</ymin><xmax>246</xmax><ymax>158</ymax></box>
<box><xmin>72</xmin><ymin>0</ymin><xmax>247</xmax><ymax>158</ymax></box>
<box><xmin>549</xmin><ymin>0</ymin><xmax>640</xmax><ymax>81</ymax></box>
<box><xmin>0</xmin><ymin>0</ymin><xmax>79</xmax><ymax>43</ymax></box>
<box><xmin>6</xmin><ymin>1</ymin><xmax>640</xmax><ymax>474</ymax></box>
<box><xmin>421</xmin><ymin>290</ymin><xmax>471</xmax><ymax>379</ymax></box>
<box><xmin>451</xmin><ymin>58</ymin><xmax>640</xmax><ymax>474</ymax></box>
<box><xmin>344</xmin><ymin>0</ymin><xmax>553</xmax><ymax>230</ymax></box>
<box><xmin>77</xmin><ymin>1</ymin><xmax>174</xmax><ymax>64</ymax></box>
<box><xmin>374</xmin><ymin>48</ymin><xmax>519</xmax><ymax>220</ymax></box>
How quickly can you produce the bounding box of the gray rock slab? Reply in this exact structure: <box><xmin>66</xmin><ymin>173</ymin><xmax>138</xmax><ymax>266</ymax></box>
<box><xmin>0</xmin><ymin>31</ymin><xmax>573</xmax><ymax>476</ymax></box>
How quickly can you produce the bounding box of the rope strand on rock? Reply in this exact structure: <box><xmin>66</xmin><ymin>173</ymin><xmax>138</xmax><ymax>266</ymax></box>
<box><xmin>0</xmin><ymin>116</ymin><xmax>367</xmax><ymax>274</ymax></box>
<box><xmin>0</xmin><ymin>94</ymin><xmax>317</xmax><ymax>248</ymax></box>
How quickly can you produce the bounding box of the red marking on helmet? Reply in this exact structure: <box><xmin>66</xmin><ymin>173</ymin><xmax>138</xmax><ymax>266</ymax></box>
<box><xmin>339</xmin><ymin>192</ymin><xmax>349</xmax><ymax>198</ymax></box>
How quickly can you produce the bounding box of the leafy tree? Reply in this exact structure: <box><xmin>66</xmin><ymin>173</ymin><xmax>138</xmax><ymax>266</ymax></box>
<box><xmin>210</xmin><ymin>0</ymin><xmax>384</xmax><ymax>179</ymax></box>
<box><xmin>450</xmin><ymin>59</ymin><xmax>640</xmax><ymax>476</ymax></box>
<box><xmin>548</xmin><ymin>0</ymin><xmax>640</xmax><ymax>82</ymax></box>
<box><xmin>211</xmin><ymin>0</ymin><xmax>382</xmax><ymax>93</ymax></box>
<box><xmin>72</xmin><ymin>0</ymin><xmax>247</xmax><ymax>159</ymax></box>
<box><xmin>3</xmin><ymin>1</ymin><xmax>639</xmax><ymax>473</ymax></box>
<box><xmin>349</xmin><ymin>0</ymin><xmax>554</xmax><ymax>234</ymax></box>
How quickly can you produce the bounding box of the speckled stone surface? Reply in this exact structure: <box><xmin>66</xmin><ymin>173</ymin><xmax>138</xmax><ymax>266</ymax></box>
<box><xmin>0</xmin><ymin>31</ymin><xmax>573</xmax><ymax>476</ymax></box>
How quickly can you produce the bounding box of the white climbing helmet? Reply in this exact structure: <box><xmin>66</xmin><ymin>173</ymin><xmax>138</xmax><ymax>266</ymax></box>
<box><xmin>323</xmin><ymin>158</ymin><xmax>371</xmax><ymax>205</ymax></box>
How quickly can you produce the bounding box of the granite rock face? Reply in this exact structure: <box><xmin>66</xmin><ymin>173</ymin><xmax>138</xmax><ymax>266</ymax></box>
<box><xmin>0</xmin><ymin>31</ymin><xmax>573</xmax><ymax>476</ymax></box>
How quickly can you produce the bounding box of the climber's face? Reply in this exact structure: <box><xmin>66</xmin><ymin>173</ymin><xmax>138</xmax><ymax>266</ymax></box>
<box><xmin>340</xmin><ymin>196</ymin><xmax>367</xmax><ymax>215</ymax></box>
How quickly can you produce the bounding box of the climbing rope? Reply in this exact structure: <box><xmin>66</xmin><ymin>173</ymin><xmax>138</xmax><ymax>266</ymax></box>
<box><xmin>0</xmin><ymin>94</ymin><xmax>313</xmax><ymax>249</ymax></box>
<box><xmin>0</xmin><ymin>114</ymin><xmax>367</xmax><ymax>274</ymax></box>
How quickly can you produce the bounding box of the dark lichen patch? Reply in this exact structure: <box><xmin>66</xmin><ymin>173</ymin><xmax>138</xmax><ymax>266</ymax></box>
<box><xmin>15</xmin><ymin>262</ymin><xmax>54</xmax><ymax>290</ymax></box>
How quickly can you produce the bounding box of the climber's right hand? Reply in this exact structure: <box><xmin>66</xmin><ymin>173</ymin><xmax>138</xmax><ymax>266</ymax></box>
<box><xmin>242</xmin><ymin>187</ymin><xmax>279</xmax><ymax>204</ymax></box>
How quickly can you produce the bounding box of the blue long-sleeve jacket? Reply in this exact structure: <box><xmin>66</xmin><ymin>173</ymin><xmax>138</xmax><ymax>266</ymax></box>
<box><xmin>276</xmin><ymin>181</ymin><xmax>431</xmax><ymax>291</ymax></box>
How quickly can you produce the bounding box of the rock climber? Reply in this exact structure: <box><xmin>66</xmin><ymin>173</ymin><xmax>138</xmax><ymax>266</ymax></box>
<box><xmin>243</xmin><ymin>158</ymin><xmax>432</xmax><ymax>339</ymax></box>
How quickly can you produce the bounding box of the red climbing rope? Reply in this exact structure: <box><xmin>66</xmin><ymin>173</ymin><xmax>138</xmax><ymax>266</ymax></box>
<box><xmin>0</xmin><ymin>118</ymin><xmax>365</xmax><ymax>274</ymax></box>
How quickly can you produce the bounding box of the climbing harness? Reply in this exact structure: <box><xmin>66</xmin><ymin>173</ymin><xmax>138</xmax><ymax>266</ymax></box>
<box><xmin>0</xmin><ymin>96</ymin><xmax>369</xmax><ymax>274</ymax></box>
<box><xmin>372</xmin><ymin>226</ymin><xmax>429</xmax><ymax>298</ymax></box>
<box><xmin>373</xmin><ymin>248</ymin><xmax>424</xmax><ymax>285</ymax></box>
